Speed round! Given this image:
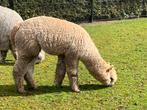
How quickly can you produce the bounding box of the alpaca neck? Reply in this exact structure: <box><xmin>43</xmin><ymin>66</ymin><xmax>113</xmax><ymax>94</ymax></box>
<box><xmin>80</xmin><ymin>45</ymin><xmax>108</xmax><ymax>78</ymax></box>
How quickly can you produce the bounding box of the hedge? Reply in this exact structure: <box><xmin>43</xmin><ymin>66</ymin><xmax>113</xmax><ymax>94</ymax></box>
<box><xmin>0</xmin><ymin>0</ymin><xmax>147</xmax><ymax>22</ymax></box>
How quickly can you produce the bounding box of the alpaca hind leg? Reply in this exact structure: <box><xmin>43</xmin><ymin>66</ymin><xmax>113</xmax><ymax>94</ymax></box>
<box><xmin>13</xmin><ymin>58</ymin><xmax>31</xmax><ymax>93</ymax></box>
<box><xmin>54</xmin><ymin>55</ymin><xmax>66</xmax><ymax>87</ymax></box>
<box><xmin>24</xmin><ymin>57</ymin><xmax>38</xmax><ymax>90</ymax></box>
<box><xmin>65</xmin><ymin>56</ymin><xmax>80</xmax><ymax>92</ymax></box>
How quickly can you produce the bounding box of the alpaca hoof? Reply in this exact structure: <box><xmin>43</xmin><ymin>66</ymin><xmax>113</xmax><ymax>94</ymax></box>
<box><xmin>17</xmin><ymin>88</ymin><xmax>26</xmax><ymax>94</ymax></box>
<box><xmin>54</xmin><ymin>81</ymin><xmax>62</xmax><ymax>88</ymax></box>
<box><xmin>27</xmin><ymin>85</ymin><xmax>38</xmax><ymax>91</ymax></box>
<box><xmin>72</xmin><ymin>86</ymin><xmax>80</xmax><ymax>93</ymax></box>
<box><xmin>55</xmin><ymin>85</ymin><xmax>62</xmax><ymax>88</ymax></box>
<box><xmin>72</xmin><ymin>89</ymin><xmax>80</xmax><ymax>93</ymax></box>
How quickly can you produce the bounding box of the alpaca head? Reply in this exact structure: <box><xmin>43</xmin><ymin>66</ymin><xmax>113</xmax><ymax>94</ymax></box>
<box><xmin>86</xmin><ymin>60</ymin><xmax>117</xmax><ymax>87</ymax></box>
<box><xmin>98</xmin><ymin>64</ymin><xmax>117</xmax><ymax>87</ymax></box>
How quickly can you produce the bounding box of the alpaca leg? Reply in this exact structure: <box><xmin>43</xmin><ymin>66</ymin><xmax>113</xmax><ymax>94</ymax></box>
<box><xmin>65</xmin><ymin>56</ymin><xmax>80</xmax><ymax>92</ymax></box>
<box><xmin>0</xmin><ymin>50</ymin><xmax>8</xmax><ymax>63</ymax></box>
<box><xmin>54</xmin><ymin>55</ymin><xmax>66</xmax><ymax>87</ymax></box>
<box><xmin>35</xmin><ymin>50</ymin><xmax>45</xmax><ymax>64</ymax></box>
<box><xmin>24</xmin><ymin>57</ymin><xmax>37</xmax><ymax>90</ymax></box>
<box><xmin>13</xmin><ymin>57</ymin><xmax>31</xmax><ymax>93</ymax></box>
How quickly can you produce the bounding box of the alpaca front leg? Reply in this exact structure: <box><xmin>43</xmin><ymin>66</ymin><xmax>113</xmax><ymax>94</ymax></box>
<box><xmin>65</xmin><ymin>57</ymin><xmax>80</xmax><ymax>92</ymax></box>
<box><xmin>54</xmin><ymin>55</ymin><xmax>66</xmax><ymax>87</ymax></box>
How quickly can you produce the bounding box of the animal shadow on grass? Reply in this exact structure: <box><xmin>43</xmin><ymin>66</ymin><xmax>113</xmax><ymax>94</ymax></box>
<box><xmin>0</xmin><ymin>84</ymin><xmax>108</xmax><ymax>97</ymax></box>
<box><xmin>0</xmin><ymin>60</ymin><xmax>15</xmax><ymax>66</ymax></box>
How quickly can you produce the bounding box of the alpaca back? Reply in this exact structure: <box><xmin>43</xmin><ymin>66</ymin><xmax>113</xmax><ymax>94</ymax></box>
<box><xmin>0</xmin><ymin>6</ymin><xmax>23</xmax><ymax>50</ymax></box>
<box><xmin>15</xmin><ymin>16</ymin><xmax>97</xmax><ymax>57</ymax></box>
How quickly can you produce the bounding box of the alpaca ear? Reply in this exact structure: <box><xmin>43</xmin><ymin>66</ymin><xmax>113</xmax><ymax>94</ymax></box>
<box><xmin>106</xmin><ymin>66</ymin><xmax>113</xmax><ymax>72</ymax></box>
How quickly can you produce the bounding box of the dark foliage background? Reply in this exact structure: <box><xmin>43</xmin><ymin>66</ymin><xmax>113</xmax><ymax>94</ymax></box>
<box><xmin>0</xmin><ymin>0</ymin><xmax>147</xmax><ymax>22</ymax></box>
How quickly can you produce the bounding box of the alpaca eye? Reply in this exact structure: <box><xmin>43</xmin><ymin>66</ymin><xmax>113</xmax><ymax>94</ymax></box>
<box><xmin>106</xmin><ymin>66</ymin><xmax>112</xmax><ymax>72</ymax></box>
<box><xmin>106</xmin><ymin>68</ymin><xmax>110</xmax><ymax>72</ymax></box>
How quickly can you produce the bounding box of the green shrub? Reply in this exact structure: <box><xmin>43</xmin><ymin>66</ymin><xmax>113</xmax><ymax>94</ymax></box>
<box><xmin>0</xmin><ymin>0</ymin><xmax>147</xmax><ymax>22</ymax></box>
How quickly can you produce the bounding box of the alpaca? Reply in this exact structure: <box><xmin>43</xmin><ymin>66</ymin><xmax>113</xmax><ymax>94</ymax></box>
<box><xmin>11</xmin><ymin>16</ymin><xmax>117</xmax><ymax>93</ymax></box>
<box><xmin>0</xmin><ymin>6</ymin><xmax>23</xmax><ymax>63</ymax></box>
<box><xmin>0</xmin><ymin>6</ymin><xmax>45</xmax><ymax>63</ymax></box>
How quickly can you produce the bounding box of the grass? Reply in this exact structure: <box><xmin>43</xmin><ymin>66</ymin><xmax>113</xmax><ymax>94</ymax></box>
<box><xmin>0</xmin><ymin>18</ymin><xmax>147</xmax><ymax>110</ymax></box>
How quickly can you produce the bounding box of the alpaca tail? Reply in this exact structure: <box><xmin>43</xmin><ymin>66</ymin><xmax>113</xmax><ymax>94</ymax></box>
<box><xmin>10</xmin><ymin>23</ymin><xmax>21</xmax><ymax>59</ymax></box>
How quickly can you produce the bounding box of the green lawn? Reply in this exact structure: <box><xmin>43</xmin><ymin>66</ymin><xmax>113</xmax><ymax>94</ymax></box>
<box><xmin>0</xmin><ymin>18</ymin><xmax>147</xmax><ymax>110</ymax></box>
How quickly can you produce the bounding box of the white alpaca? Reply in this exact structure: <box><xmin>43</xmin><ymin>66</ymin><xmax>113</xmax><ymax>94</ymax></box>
<box><xmin>0</xmin><ymin>6</ymin><xmax>45</xmax><ymax>63</ymax></box>
<box><xmin>11</xmin><ymin>16</ymin><xmax>117</xmax><ymax>93</ymax></box>
<box><xmin>0</xmin><ymin>6</ymin><xmax>23</xmax><ymax>63</ymax></box>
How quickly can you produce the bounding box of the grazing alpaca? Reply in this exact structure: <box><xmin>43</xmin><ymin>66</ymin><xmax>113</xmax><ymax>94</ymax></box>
<box><xmin>11</xmin><ymin>16</ymin><xmax>117</xmax><ymax>93</ymax></box>
<box><xmin>0</xmin><ymin>6</ymin><xmax>45</xmax><ymax>63</ymax></box>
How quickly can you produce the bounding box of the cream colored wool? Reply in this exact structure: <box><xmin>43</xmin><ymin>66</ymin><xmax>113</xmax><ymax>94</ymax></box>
<box><xmin>12</xmin><ymin>16</ymin><xmax>117</xmax><ymax>93</ymax></box>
